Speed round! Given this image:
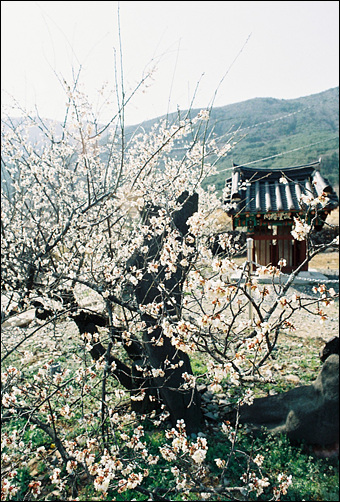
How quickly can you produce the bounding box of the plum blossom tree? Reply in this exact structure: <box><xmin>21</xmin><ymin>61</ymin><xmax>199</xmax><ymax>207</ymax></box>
<box><xmin>1</xmin><ymin>67</ymin><xmax>339</xmax><ymax>500</ymax></box>
<box><xmin>1</xmin><ymin>77</ymin><xmax>225</xmax><ymax>432</ymax></box>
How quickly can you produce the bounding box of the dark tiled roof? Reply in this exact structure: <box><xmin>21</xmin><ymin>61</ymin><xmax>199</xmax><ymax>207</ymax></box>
<box><xmin>224</xmin><ymin>161</ymin><xmax>339</xmax><ymax>215</ymax></box>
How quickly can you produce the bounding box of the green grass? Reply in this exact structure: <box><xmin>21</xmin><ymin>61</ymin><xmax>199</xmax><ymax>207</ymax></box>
<box><xmin>94</xmin><ymin>425</ymin><xmax>339</xmax><ymax>501</ymax></box>
<box><xmin>2</xmin><ymin>308</ymin><xmax>338</xmax><ymax>501</ymax></box>
<box><xmin>10</xmin><ymin>467</ymin><xmax>32</xmax><ymax>502</ymax></box>
<box><xmin>3</xmin><ymin>378</ymin><xmax>338</xmax><ymax>501</ymax></box>
<box><xmin>256</xmin><ymin>434</ymin><xmax>339</xmax><ymax>501</ymax></box>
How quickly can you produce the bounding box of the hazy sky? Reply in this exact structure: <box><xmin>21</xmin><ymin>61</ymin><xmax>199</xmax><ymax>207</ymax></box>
<box><xmin>1</xmin><ymin>1</ymin><xmax>339</xmax><ymax>125</ymax></box>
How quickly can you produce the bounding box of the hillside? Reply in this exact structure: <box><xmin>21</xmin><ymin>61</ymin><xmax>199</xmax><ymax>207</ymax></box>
<box><xmin>127</xmin><ymin>87</ymin><xmax>339</xmax><ymax>193</ymax></box>
<box><xmin>3</xmin><ymin>87</ymin><xmax>339</xmax><ymax>195</ymax></box>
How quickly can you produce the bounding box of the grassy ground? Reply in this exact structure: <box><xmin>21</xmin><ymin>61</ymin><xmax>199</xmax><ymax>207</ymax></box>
<box><xmin>2</xmin><ymin>238</ymin><xmax>339</xmax><ymax>501</ymax></box>
<box><xmin>2</xmin><ymin>297</ymin><xmax>339</xmax><ymax>501</ymax></box>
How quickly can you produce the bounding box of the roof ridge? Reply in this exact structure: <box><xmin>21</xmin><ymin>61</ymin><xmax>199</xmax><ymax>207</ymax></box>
<box><xmin>232</xmin><ymin>160</ymin><xmax>320</xmax><ymax>171</ymax></box>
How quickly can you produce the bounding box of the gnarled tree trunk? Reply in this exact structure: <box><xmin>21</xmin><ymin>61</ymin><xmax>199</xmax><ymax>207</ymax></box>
<box><xmin>127</xmin><ymin>191</ymin><xmax>203</xmax><ymax>433</ymax></box>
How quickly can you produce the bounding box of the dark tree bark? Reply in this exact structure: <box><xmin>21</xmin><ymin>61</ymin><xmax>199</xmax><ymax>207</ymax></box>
<box><xmin>236</xmin><ymin>354</ymin><xmax>339</xmax><ymax>450</ymax></box>
<box><xmin>71</xmin><ymin>310</ymin><xmax>135</xmax><ymax>390</ymax></box>
<box><xmin>127</xmin><ymin>191</ymin><xmax>203</xmax><ymax>433</ymax></box>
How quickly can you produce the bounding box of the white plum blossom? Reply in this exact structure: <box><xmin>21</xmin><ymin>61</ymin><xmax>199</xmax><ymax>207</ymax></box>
<box><xmin>222</xmin><ymin>421</ymin><xmax>237</xmax><ymax>442</ymax></box>
<box><xmin>277</xmin><ymin>258</ymin><xmax>287</xmax><ymax>268</ymax></box>
<box><xmin>240</xmin><ymin>388</ymin><xmax>254</xmax><ymax>406</ymax></box>
<box><xmin>291</xmin><ymin>217</ymin><xmax>311</xmax><ymax>241</ymax></box>
<box><xmin>182</xmin><ymin>371</ymin><xmax>196</xmax><ymax>389</ymax></box>
<box><xmin>241</xmin><ymin>471</ymin><xmax>270</xmax><ymax>497</ymax></box>
<box><xmin>215</xmin><ymin>458</ymin><xmax>226</xmax><ymax>468</ymax></box>
<box><xmin>253</xmin><ymin>454</ymin><xmax>264</xmax><ymax>467</ymax></box>
<box><xmin>151</xmin><ymin>367</ymin><xmax>165</xmax><ymax>378</ymax></box>
<box><xmin>277</xmin><ymin>473</ymin><xmax>293</xmax><ymax>495</ymax></box>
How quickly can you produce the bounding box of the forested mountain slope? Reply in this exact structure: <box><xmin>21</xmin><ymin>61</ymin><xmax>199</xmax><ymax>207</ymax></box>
<box><xmin>128</xmin><ymin>87</ymin><xmax>339</xmax><ymax>192</ymax></box>
<box><xmin>3</xmin><ymin>88</ymin><xmax>338</xmax><ymax>194</ymax></box>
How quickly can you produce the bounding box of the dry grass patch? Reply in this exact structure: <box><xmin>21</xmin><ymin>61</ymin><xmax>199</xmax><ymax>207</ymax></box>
<box><xmin>309</xmin><ymin>251</ymin><xmax>339</xmax><ymax>270</ymax></box>
<box><xmin>208</xmin><ymin>208</ymin><xmax>233</xmax><ymax>231</ymax></box>
<box><xmin>326</xmin><ymin>207</ymin><xmax>339</xmax><ymax>226</ymax></box>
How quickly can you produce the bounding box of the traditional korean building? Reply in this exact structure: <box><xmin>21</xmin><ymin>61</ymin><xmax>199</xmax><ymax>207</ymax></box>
<box><xmin>224</xmin><ymin>160</ymin><xmax>339</xmax><ymax>273</ymax></box>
